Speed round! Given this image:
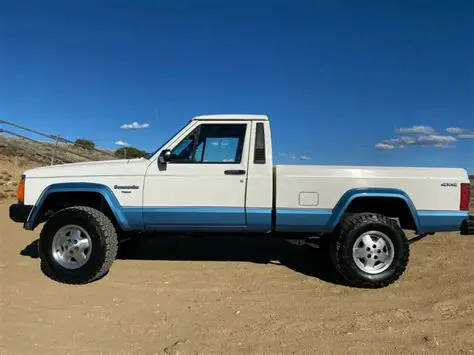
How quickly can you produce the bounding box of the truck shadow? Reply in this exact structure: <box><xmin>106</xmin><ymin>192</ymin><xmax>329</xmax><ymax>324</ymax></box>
<box><xmin>20</xmin><ymin>236</ymin><xmax>347</xmax><ymax>286</ymax></box>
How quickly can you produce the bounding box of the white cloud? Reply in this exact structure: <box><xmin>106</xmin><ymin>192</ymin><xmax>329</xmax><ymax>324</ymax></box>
<box><xmin>382</xmin><ymin>139</ymin><xmax>400</xmax><ymax>145</ymax></box>
<box><xmin>115</xmin><ymin>140</ymin><xmax>129</xmax><ymax>146</ymax></box>
<box><xmin>375</xmin><ymin>143</ymin><xmax>397</xmax><ymax>150</ymax></box>
<box><xmin>279</xmin><ymin>152</ymin><xmax>297</xmax><ymax>159</ymax></box>
<box><xmin>396</xmin><ymin>125</ymin><xmax>436</xmax><ymax>135</ymax></box>
<box><xmin>278</xmin><ymin>153</ymin><xmax>312</xmax><ymax>160</ymax></box>
<box><xmin>376</xmin><ymin>124</ymin><xmax>474</xmax><ymax>151</ymax></box>
<box><xmin>446</xmin><ymin>127</ymin><xmax>468</xmax><ymax>134</ymax></box>
<box><xmin>445</xmin><ymin>127</ymin><xmax>474</xmax><ymax>139</ymax></box>
<box><xmin>383</xmin><ymin>136</ymin><xmax>416</xmax><ymax>146</ymax></box>
<box><xmin>120</xmin><ymin>122</ymin><xmax>150</xmax><ymax>129</ymax></box>
<box><xmin>377</xmin><ymin>133</ymin><xmax>459</xmax><ymax>150</ymax></box>
<box><xmin>416</xmin><ymin>135</ymin><xmax>457</xmax><ymax>145</ymax></box>
<box><xmin>400</xmin><ymin>136</ymin><xmax>417</xmax><ymax>144</ymax></box>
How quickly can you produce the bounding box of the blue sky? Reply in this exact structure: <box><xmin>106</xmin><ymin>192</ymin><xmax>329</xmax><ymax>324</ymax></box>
<box><xmin>1</xmin><ymin>0</ymin><xmax>473</xmax><ymax>172</ymax></box>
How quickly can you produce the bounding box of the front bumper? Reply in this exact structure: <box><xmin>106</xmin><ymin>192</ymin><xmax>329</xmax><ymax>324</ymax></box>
<box><xmin>9</xmin><ymin>203</ymin><xmax>33</xmax><ymax>223</ymax></box>
<box><xmin>460</xmin><ymin>216</ymin><xmax>474</xmax><ymax>235</ymax></box>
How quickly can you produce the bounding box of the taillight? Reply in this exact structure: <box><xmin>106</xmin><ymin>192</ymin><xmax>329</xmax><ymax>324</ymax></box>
<box><xmin>460</xmin><ymin>183</ymin><xmax>470</xmax><ymax>211</ymax></box>
<box><xmin>17</xmin><ymin>175</ymin><xmax>25</xmax><ymax>204</ymax></box>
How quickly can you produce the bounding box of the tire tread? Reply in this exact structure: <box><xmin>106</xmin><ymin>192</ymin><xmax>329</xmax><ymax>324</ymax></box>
<box><xmin>332</xmin><ymin>213</ymin><xmax>410</xmax><ymax>288</ymax></box>
<box><xmin>39</xmin><ymin>206</ymin><xmax>118</xmax><ymax>285</ymax></box>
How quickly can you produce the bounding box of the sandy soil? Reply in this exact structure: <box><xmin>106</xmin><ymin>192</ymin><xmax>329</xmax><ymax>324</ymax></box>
<box><xmin>1</xmin><ymin>201</ymin><xmax>473</xmax><ymax>355</ymax></box>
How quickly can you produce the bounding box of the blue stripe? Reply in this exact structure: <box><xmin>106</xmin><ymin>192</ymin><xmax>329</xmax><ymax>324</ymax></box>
<box><xmin>274</xmin><ymin>188</ymin><xmax>467</xmax><ymax>233</ymax></box>
<box><xmin>26</xmin><ymin>184</ymin><xmax>467</xmax><ymax>234</ymax></box>
<box><xmin>417</xmin><ymin>211</ymin><xmax>468</xmax><ymax>233</ymax></box>
<box><xmin>26</xmin><ymin>183</ymin><xmax>271</xmax><ymax>232</ymax></box>
<box><xmin>142</xmin><ymin>207</ymin><xmax>245</xmax><ymax>228</ymax></box>
<box><xmin>25</xmin><ymin>183</ymin><xmax>136</xmax><ymax>231</ymax></box>
<box><xmin>246</xmin><ymin>208</ymin><xmax>272</xmax><ymax>232</ymax></box>
<box><xmin>275</xmin><ymin>209</ymin><xmax>333</xmax><ymax>232</ymax></box>
<box><xmin>121</xmin><ymin>207</ymin><xmax>144</xmax><ymax>230</ymax></box>
<box><xmin>275</xmin><ymin>188</ymin><xmax>419</xmax><ymax>233</ymax></box>
<box><xmin>328</xmin><ymin>188</ymin><xmax>420</xmax><ymax>231</ymax></box>
<box><xmin>141</xmin><ymin>207</ymin><xmax>272</xmax><ymax>232</ymax></box>
<box><xmin>275</xmin><ymin>208</ymin><xmax>468</xmax><ymax>233</ymax></box>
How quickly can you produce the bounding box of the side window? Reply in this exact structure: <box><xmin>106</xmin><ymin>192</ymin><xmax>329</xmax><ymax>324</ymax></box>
<box><xmin>254</xmin><ymin>123</ymin><xmax>266</xmax><ymax>164</ymax></box>
<box><xmin>171</xmin><ymin>124</ymin><xmax>247</xmax><ymax>163</ymax></box>
<box><xmin>170</xmin><ymin>135</ymin><xmax>196</xmax><ymax>161</ymax></box>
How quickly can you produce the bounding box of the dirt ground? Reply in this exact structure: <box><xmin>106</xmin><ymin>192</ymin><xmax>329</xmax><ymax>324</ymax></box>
<box><xmin>0</xmin><ymin>201</ymin><xmax>473</xmax><ymax>354</ymax></box>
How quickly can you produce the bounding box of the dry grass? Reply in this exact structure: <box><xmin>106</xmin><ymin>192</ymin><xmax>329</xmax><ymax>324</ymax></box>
<box><xmin>0</xmin><ymin>135</ymin><xmax>119</xmax><ymax>201</ymax></box>
<box><xmin>0</xmin><ymin>135</ymin><xmax>116</xmax><ymax>166</ymax></box>
<box><xmin>0</xmin><ymin>158</ymin><xmax>33</xmax><ymax>200</ymax></box>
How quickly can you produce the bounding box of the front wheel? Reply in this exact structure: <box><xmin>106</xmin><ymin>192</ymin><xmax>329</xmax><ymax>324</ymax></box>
<box><xmin>330</xmin><ymin>213</ymin><xmax>409</xmax><ymax>288</ymax></box>
<box><xmin>38</xmin><ymin>206</ymin><xmax>118</xmax><ymax>284</ymax></box>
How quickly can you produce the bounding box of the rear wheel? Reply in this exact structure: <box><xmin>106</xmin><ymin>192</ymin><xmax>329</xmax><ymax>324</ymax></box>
<box><xmin>330</xmin><ymin>213</ymin><xmax>409</xmax><ymax>288</ymax></box>
<box><xmin>39</xmin><ymin>206</ymin><xmax>118</xmax><ymax>284</ymax></box>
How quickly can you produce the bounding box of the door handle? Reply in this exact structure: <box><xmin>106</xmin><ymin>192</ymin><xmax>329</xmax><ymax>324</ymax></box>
<box><xmin>224</xmin><ymin>169</ymin><xmax>246</xmax><ymax>175</ymax></box>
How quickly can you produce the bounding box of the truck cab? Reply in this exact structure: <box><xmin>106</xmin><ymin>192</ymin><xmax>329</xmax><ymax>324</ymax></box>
<box><xmin>142</xmin><ymin>114</ymin><xmax>274</xmax><ymax>232</ymax></box>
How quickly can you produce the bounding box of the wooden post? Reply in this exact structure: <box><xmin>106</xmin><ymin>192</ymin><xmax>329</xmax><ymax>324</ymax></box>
<box><xmin>51</xmin><ymin>135</ymin><xmax>60</xmax><ymax>165</ymax></box>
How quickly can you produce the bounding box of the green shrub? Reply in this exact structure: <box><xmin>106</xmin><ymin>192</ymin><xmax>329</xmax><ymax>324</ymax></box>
<box><xmin>74</xmin><ymin>138</ymin><xmax>96</xmax><ymax>150</ymax></box>
<box><xmin>114</xmin><ymin>146</ymin><xmax>147</xmax><ymax>159</ymax></box>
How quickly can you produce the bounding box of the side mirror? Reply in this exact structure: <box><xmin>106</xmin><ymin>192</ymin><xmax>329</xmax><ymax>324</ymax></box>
<box><xmin>158</xmin><ymin>149</ymin><xmax>172</xmax><ymax>164</ymax></box>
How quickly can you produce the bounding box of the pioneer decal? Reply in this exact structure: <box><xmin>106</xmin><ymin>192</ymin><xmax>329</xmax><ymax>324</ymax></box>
<box><xmin>114</xmin><ymin>185</ymin><xmax>140</xmax><ymax>190</ymax></box>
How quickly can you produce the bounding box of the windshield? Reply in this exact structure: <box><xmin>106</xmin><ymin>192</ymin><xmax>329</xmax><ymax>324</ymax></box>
<box><xmin>144</xmin><ymin>120</ymin><xmax>191</xmax><ymax>159</ymax></box>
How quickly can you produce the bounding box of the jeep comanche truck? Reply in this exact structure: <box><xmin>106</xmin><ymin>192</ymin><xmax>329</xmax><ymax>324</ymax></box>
<box><xmin>9</xmin><ymin>114</ymin><xmax>474</xmax><ymax>288</ymax></box>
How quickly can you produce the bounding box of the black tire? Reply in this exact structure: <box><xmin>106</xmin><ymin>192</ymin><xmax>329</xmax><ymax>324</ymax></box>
<box><xmin>38</xmin><ymin>206</ymin><xmax>118</xmax><ymax>284</ymax></box>
<box><xmin>330</xmin><ymin>213</ymin><xmax>409</xmax><ymax>288</ymax></box>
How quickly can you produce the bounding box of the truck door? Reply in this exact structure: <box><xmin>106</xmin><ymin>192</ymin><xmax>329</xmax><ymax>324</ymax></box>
<box><xmin>143</xmin><ymin>121</ymin><xmax>251</xmax><ymax>231</ymax></box>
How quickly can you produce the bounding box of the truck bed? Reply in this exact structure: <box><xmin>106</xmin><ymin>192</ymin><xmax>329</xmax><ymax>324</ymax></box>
<box><xmin>273</xmin><ymin>165</ymin><xmax>469</xmax><ymax>233</ymax></box>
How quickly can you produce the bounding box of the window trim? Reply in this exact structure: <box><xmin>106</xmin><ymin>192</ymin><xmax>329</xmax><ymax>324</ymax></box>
<box><xmin>168</xmin><ymin>123</ymin><xmax>248</xmax><ymax>165</ymax></box>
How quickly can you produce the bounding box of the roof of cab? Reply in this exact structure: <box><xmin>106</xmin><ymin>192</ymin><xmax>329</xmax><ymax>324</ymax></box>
<box><xmin>192</xmin><ymin>114</ymin><xmax>268</xmax><ymax>121</ymax></box>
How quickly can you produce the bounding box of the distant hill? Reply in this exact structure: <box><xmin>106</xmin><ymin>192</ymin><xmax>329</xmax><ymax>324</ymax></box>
<box><xmin>0</xmin><ymin>135</ymin><xmax>117</xmax><ymax>165</ymax></box>
<box><xmin>0</xmin><ymin>135</ymin><xmax>118</xmax><ymax>201</ymax></box>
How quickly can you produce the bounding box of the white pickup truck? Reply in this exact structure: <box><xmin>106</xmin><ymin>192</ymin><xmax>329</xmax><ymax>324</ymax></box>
<box><xmin>9</xmin><ymin>114</ymin><xmax>473</xmax><ymax>288</ymax></box>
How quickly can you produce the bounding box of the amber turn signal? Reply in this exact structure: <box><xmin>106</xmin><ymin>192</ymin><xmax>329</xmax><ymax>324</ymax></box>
<box><xmin>17</xmin><ymin>175</ymin><xmax>25</xmax><ymax>203</ymax></box>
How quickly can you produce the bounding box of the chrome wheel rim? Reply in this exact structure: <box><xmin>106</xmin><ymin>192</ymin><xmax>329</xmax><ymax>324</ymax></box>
<box><xmin>352</xmin><ymin>231</ymin><xmax>395</xmax><ymax>274</ymax></box>
<box><xmin>52</xmin><ymin>225</ymin><xmax>92</xmax><ymax>270</ymax></box>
